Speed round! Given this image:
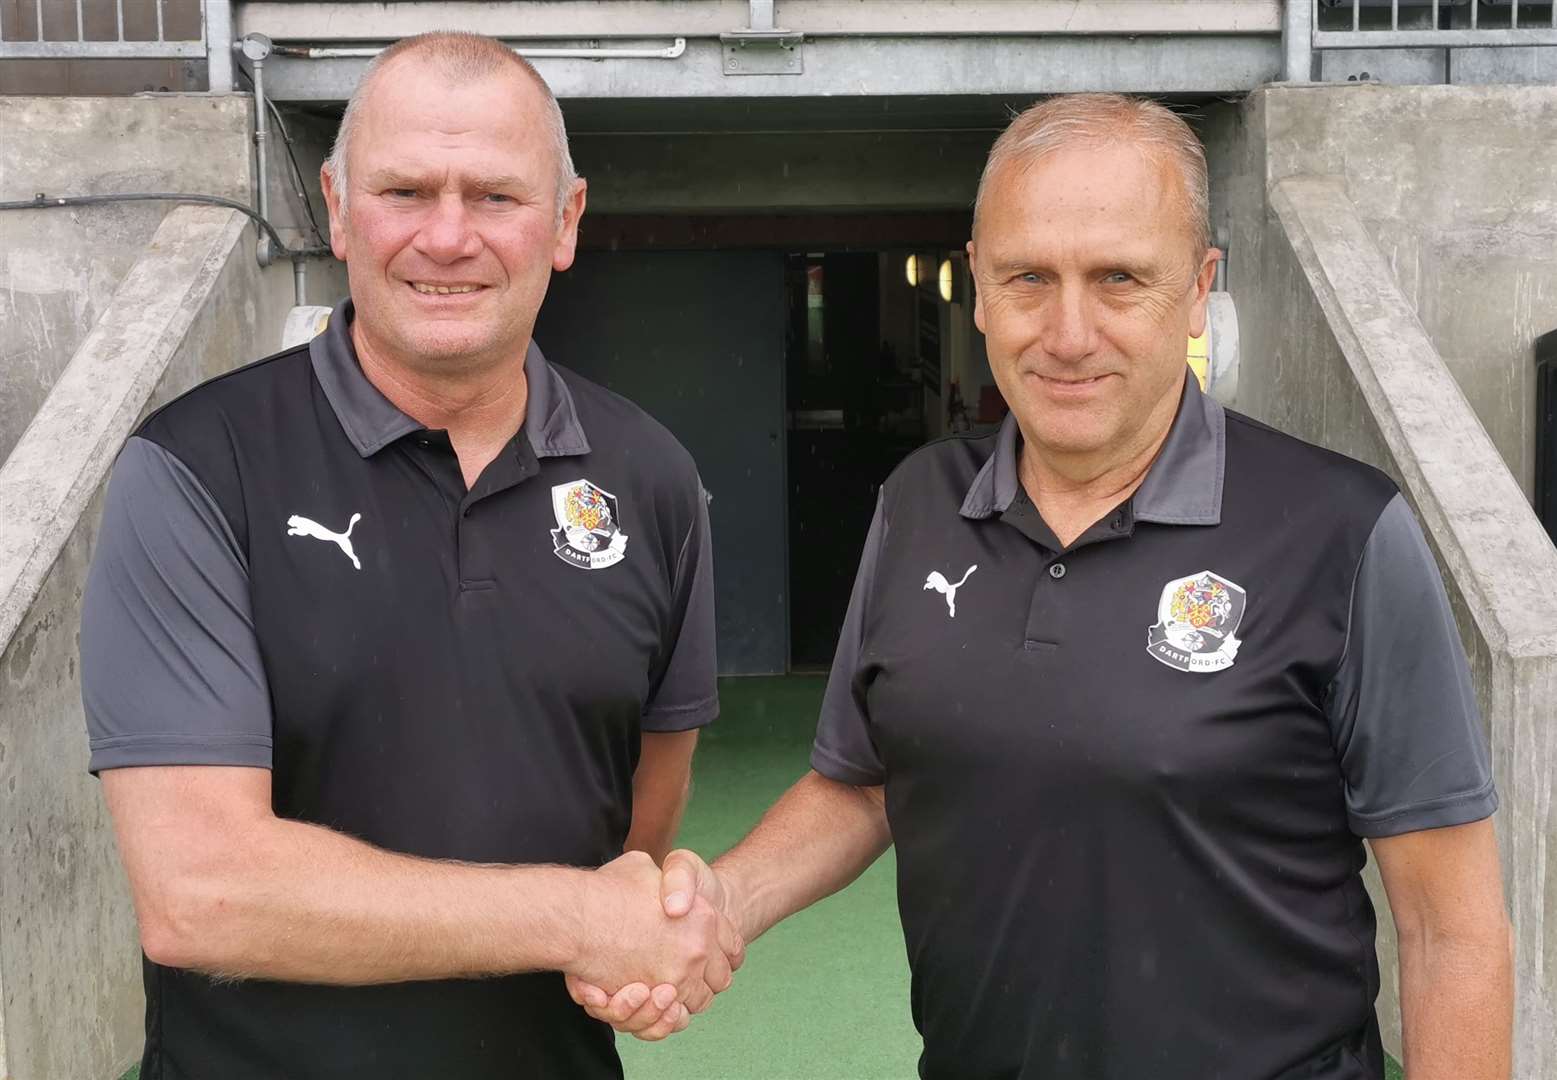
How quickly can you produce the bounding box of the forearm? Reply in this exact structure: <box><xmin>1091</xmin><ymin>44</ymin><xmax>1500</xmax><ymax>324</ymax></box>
<box><xmin>624</xmin><ymin>730</ymin><xmax>698</xmax><ymax>863</ymax></box>
<box><xmin>625</xmin><ymin>795</ymin><xmax>689</xmax><ymax>865</ymax></box>
<box><xmin>713</xmin><ymin>770</ymin><xmax>890</xmax><ymax>944</ymax></box>
<box><xmin>140</xmin><ymin>813</ymin><xmax>590</xmax><ymax>985</ymax></box>
<box><xmin>1397</xmin><ymin>922</ymin><xmax>1513</xmax><ymax>1080</ymax></box>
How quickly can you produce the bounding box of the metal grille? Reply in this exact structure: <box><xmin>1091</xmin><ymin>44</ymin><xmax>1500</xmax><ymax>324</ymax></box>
<box><xmin>1311</xmin><ymin>0</ymin><xmax>1557</xmax><ymax>49</ymax></box>
<box><xmin>0</xmin><ymin>0</ymin><xmax>206</xmax><ymax>59</ymax></box>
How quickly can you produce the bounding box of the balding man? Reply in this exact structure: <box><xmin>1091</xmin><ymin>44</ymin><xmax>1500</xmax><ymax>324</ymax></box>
<box><xmin>574</xmin><ymin>95</ymin><xmax>1513</xmax><ymax>1080</ymax></box>
<box><xmin>81</xmin><ymin>32</ymin><xmax>739</xmax><ymax>1078</ymax></box>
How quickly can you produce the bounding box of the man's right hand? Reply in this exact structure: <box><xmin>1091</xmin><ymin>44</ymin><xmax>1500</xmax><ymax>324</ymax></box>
<box><xmin>659</xmin><ymin>847</ymin><xmax>731</xmax><ymax>922</ymax></box>
<box><xmin>567</xmin><ymin>775</ymin><xmax>889</xmax><ymax>1041</ymax></box>
<box><xmin>565</xmin><ymin>850</ymin><xmax>743</xmax><ymax>1035</ymax></box>
<box><xmin>566</xmin><ymin>848</ymin><xmax>738</xmax><ymax>1039</ymax></box>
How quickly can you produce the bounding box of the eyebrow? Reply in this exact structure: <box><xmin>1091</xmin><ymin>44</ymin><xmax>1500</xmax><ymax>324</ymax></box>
<box><xmin>361</xmin><ymin>170</ymin><xmax>533</xmax><ymax>193</ymax></box>
<box><xmin>985</xmin><ymin>258</ymin><xmax>1041</xmax><ymax>277</ymax></box>
<box><xmin>362</xmin><ymin>169</ymin><xmax>432</xmax><ymax>189</ymax></box>
<box><xmin>468</xmin><ymin>174</ymin><xmax>529</xmax><ymax>192</ymax></box>
<box><xmin>986</xmin><ymin>254</ymin><xmax>1164</xmax><ymax>278</ymax></box>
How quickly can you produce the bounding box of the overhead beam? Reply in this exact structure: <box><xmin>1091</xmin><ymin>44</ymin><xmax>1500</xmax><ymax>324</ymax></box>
<box><xmin>236</xmin><ymin>1</ymin><xmax>1283</xmax><ymax>42</ymax></box>
<box><xmin>258</xmin><ymin>33</ymin><xmax>1284</xmax><ymax>102</ymax></box>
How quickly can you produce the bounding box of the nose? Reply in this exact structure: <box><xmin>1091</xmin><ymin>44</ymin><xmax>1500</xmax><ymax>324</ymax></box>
<box><xmin>1039</xmin><ymin>283</ymin><xmax>1098</xmax><ymax>364</ymax></box>
<box><xmin>413</xmin><ymin>194</ymin><xmax>483</xmax><ymax>264</ymax></box>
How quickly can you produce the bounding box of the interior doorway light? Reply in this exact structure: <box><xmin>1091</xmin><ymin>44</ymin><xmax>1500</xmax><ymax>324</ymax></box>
<box><xmin>938</xmin><ymin>259</ymin><xmax>955</xmax><ymax>303</ymax></box>
<box><xmin>905</xmin><ymin>254</ymin><xmax>932</xmax><ymax>287</ymax></box>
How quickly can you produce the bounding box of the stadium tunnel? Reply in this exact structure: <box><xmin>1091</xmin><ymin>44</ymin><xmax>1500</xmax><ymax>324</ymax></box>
<box><xmin>236</xmin><ymin>0</ymin><xmax>1279</xmax><ymax>676</ymax></box>
<box><xmin>3</xmin><ymin>4</ymin><xmax>1555</xmax><ymax>1078</ymax></box>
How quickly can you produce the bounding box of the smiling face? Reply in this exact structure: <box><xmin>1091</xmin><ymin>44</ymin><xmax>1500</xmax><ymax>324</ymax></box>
<box><xmin>321</xmin><ymin>55</ymin><xmax>585</xmax><ymax>379</ymax></box>
<box><xmin>968</xmin><ymin>140</ymin><xmax>1218</xmax><ymax>469</ymax></box>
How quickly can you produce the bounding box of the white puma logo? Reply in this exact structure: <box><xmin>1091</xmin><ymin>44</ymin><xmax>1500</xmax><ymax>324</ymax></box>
<box><xmin>286</xmin><ymin>513</ymin><xmax>363</xmax><ymax>571</ymax></box>
<box><xmin>924</xmin><ymin>564</ymin><xmax>977</xmax><ymax>618</ymax></box>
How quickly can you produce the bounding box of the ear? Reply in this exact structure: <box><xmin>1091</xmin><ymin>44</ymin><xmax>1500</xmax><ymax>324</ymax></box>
<box><xmin>966</xmin><ymin>239</ymin><xmax>987</xmax><ymax>334</ymax></box>
<box><xmin>552</xmin><ymin>178</ymin><xmax>588</xmax><ymax>273</ymax></box>
<box><xmin>320</xmin><ymin>163</ymin><xmax>348</xmax><ymax>262</ymax></box>
<box><xmin>1186</xmin><ymin>248</ymin><xmax>1220</xmax><ymax>339</ymax></box>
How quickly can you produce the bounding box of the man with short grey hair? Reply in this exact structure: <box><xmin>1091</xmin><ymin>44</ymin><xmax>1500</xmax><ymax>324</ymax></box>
<box><xmin>575</xmin><ymin>94</ymin><xmax>1513</xmax><ymax>1080</ymax></box>
<box><xmin>82</xmin><ymin>31</ymin><xmax>741</xmax><ymax>1078</ymax></box>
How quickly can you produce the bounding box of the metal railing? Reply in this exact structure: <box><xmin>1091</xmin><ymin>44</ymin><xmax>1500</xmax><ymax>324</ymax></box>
<box><xmin>1311</xmin><ymin>0</ymin><xmax>1557</xmax><ymax>48</ymax></box>
<box><xmin>0</xmin><ymin>0</ymin><xmax>232</xmax><ymax>88</ymax></box>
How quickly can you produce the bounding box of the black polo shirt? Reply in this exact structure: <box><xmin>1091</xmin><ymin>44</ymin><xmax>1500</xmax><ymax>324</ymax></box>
<box><xmin>813</xmin><ymin>374</ymin><xmax>1496</xmax><ymax>1080</ymax></box>
<box><xmin>81</xmin><ymin>300</ymin><xmax>717</xmax><ymax>1079</ymax></box>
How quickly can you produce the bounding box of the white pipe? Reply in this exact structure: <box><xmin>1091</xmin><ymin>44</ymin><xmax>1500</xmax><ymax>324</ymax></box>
<box><xmin>252</xmin><ymin>52</ymin><xmax>271</xmax><ymax>266</ymax></box>
<box><xmin>290</xmin><ymin>38</ymin><xmax>686</xmax><ymax>60</ymax></box>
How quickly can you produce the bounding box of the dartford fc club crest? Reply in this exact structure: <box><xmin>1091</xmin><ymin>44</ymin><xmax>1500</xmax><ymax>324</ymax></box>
<box><xmin>1146</xmin><ymin>570</ymin><xmax>1247</xmax><ymax>673</ymax></box>
<box><xmin>551</xmin><ymin>479</ymin><xmax>628</xmax><ymax>570</ymax></box>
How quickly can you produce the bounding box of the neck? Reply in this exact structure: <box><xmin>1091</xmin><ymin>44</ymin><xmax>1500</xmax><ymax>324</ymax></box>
<box><xmin>352</xmin><ymin>323</ymin><xmax>529</xmax><ymax>445</ymax></box>
<box><xmin>1018</xmin><ymin>381</ymin><xmax>1183</xmax><ymax>546</ymax></box>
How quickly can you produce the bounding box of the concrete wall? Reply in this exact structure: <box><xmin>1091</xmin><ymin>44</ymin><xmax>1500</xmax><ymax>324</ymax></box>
<box><xmin>0</xmin><ymin>204</ymin><xmax>318</xmax><ymax>1080</ymax></box>
<box><xmin>0</xmin><ymin>93</ymin><xmax>344</xmax><ymax>463</ymax></box>
<box><xmin>1211</xmin><ymin>84</ymin><xmax>1557</xmax><ymax>500</ymax></box>
<box><xmin>1220</xmin><ymin>85</ymin><xmax>1557</xmax><ymax>1076</ymax></box>
<box><xmin>0</xmin><ymin>90</ymin><xmax>345</xmax><ymax>1078</ymax></box>
<box><xmin>0</xmin><ymin>95</ymin><xmax>247</xmax><ymax>461</ymax></box>
<box><xmin>265</xmin><ymin>106</ymin><xmax>348</xmax><ymax>308</ymax></box>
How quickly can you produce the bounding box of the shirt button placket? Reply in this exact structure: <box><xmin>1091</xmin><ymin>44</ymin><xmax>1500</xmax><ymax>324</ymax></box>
<box><xmin>1024</xmin><ymin>558</ymin><xmax>1067</xmax><ymax>651</ymax></box>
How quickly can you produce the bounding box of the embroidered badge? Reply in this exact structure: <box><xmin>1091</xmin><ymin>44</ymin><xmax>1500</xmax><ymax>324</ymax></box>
<box><xmin>551</xmin><ymin>479</ymin><xmax>628</xmax><ymax>570</ymax></box>
<box><xmin>286</xmin><ymin>513</ymin><xmax>363</xmax><ymax>570</ymax></box>
<box><xmin>1146</xmin><ymin>570</ymin><xmax>1246</xmax><ymax>672</ymax></box>
<box><xmin>924</xmin><ymin>565</ymin><xmax>977</xmax><ymax>618</ymax></box>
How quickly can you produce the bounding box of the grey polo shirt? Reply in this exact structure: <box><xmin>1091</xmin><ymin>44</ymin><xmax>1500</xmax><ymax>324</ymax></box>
<box><xmin>80</xmin><ymin>298</ymin><xmax>716</xmax><ymax>1079</ymax></box>
<box><xmin>813</xmin><ymin>373</ymin><xmax>1495</xmax><ymax>1080</ymax></box>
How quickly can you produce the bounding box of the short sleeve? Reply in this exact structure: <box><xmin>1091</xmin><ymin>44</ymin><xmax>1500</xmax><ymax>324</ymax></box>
<box><xmin>80</xmin><ymin>436</ymin><xmax>274</xmax><ymax>773</ymax></box>
<box><xmin>641</xmin><ymin>485</ymin><xmax>718</xmax><ymax>732</ymax></box>
<box><xmin>810</xmin><ymin>491</ymin><xmax>888</xmax><ymax>786</ymax></box>
<box><xmin>1325</xmin><ymin>493</ymin><xmax>1497</xmax><ymax>837</ymax></box>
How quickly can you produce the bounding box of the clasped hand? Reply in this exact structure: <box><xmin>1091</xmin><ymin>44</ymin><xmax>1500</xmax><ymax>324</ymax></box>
<box><xmin>565</xmin><ymin>849</ymin><xmax>741</xmax><ymax>1041</ymax></box>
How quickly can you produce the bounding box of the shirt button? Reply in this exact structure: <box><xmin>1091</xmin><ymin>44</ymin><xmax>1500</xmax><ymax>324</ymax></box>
<box><xmin>1049</xmin><ymin>562</ymin><xmax>1067</xmax><ymax>580</ymax></box>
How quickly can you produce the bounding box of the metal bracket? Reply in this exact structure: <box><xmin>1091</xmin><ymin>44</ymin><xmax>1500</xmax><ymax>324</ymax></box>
<box><xmin>721</xmin><ymin>0</ymin><xmax>803</xmax><ymax>75</ymax></box>
<box><xmin>720</xmin><ymin>32</ymin><xmax>804</xmax><ymax>75</ymax></box>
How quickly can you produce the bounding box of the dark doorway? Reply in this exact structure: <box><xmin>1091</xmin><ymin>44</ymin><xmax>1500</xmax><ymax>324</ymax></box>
<box><xmin>542</xmin><ymin>219</ymin><xmax>984</xmax><ymax>677</ymax></box>
<box><xmin>533</xmin><ymin>251</ymin><xmax>789</xmax><ymax>675</ymax></box>
<box><xmin>786</xmin><ymin>253</ymin><xmax>932</xmax><ymax>669</ymax></box>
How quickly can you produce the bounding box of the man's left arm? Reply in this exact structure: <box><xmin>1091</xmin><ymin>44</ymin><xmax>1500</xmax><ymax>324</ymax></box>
<box><xmin>585</xmin><ymin>482</ymin><xmax>719</xmax><ymax>1039</ymax></box>
<box><xmin>629</xmin><ymin>484</ymin><xmax>717</xmax><ymax>862</ymax></box>
<box><xmin>1371</xmin><ymin>820</ymin><xmax>1512</xmax><ymax>1080</ymax></box>
<box><xmin>1328</xmin><ymin>493</ymin><xmax>1509</xmax><ymax>1079</ymax></box>
<box><xmin>626</xmin><ymin>731</ymin><xmax>698</xmax><ymax>862</ymax></box>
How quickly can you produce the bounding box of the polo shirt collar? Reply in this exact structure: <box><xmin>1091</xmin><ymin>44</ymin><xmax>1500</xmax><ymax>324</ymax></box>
<box><xmin>310</xmin><ymin>298</ymin><xmax>592</xmax><ymax>460</ymax></box>
<box><xmin>958</xmin><ymin>370</ymin><xmax>1224</xmax><ymax>526</ymax></box>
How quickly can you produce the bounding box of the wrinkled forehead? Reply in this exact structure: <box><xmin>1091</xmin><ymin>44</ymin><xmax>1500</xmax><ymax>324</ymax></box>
<box><xmin>977</xmin><ymin>141</ymin><xmax>1195</xmax><ymax>257</ymax></box>
<box><xmin>350</xmin><ymin>57</ymin><xmax>549</xmax><ymax>162</ymax></box>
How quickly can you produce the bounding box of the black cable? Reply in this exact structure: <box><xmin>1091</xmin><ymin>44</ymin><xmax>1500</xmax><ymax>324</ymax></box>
<box><xmin>236</xmin><ymin>64</ymin><xmax>328</xmax><ymax>246</ymax></box>
<box><xmin>0</xmin><ymin>192</ymin><xmax>334</xmax><ymax>260</ymax></box>
<box><xmin>272</xmin><ymin>108</ymin><xmax>330</xmax><ymax>246</ymax></box>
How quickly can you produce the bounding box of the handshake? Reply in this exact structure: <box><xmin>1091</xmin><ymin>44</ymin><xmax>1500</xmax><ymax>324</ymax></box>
<box><xmin>564</xmin><ymin>848</ymin><xmax>742</xmax><ymax>1042</ymax></box>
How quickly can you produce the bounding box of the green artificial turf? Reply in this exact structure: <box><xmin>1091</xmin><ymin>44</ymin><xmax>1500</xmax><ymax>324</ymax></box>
<box><xmin>616</xmin><ymin>676</ymin><xmax>919</xmax><ymax>1079</ymax></box>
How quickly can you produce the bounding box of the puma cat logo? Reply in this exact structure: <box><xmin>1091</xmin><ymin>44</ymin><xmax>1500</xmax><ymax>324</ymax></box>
<box><xmin>286</xmin><ymin>513</ymin><xmax>363</xmax><ymax>571</ymax></box>
<box><xmin>924</xmin><ymin>565</ymin><xmax>977</xmax><ymax>618</ymax></box>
